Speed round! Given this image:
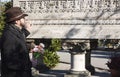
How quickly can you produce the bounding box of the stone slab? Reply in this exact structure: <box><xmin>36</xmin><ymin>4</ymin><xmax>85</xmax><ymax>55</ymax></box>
<box><xmin>13</xmin><ymin>0</ymin><xmax>120</xmax><ymax>39</ymax></box>
<box><xmin>64</xmin><ymin>73</ymin><xmax>90</xmax><ymax>77</ymax></box>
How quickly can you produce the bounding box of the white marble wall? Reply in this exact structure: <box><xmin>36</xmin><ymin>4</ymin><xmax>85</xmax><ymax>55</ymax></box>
<box><xmin>13</xmin><ymin>0</ymin><xmax>120</xmax><ymax>39</ymax></box>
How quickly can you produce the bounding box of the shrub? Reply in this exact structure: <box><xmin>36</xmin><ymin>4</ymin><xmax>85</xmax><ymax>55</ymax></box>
<box><xmin>43</xmin><ymin>39</ymin><xmax>61</xmax><ymax>68</ymax></box>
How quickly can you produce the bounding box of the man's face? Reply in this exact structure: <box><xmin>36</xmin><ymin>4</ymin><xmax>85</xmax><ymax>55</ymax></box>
<box><xmin>20</xmin><ymin>17</ymin><xmax>26</xmax><ymax>27</ymax></box>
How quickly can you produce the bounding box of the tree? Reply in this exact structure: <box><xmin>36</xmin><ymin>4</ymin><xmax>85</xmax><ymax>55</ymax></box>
<box><xmin>0</xmin><ymin>1</ymin><xmax>12</xmax><ymax>37</ymax></box>
<box><xmin>0</xmin><ymin>3</ymin><xmax>5</xmax><ymax>37</ymax></box>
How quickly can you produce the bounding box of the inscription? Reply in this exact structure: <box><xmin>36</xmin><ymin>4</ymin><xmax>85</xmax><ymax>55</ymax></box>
<box><xmin>19</xmin><ymin>0</ymin><xmax>120</xmax><ymax>13</ymax></box>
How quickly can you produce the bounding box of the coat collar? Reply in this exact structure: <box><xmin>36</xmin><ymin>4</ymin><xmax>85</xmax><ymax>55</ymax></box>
<box><xmin>6</xmin><ymin>24</ymin><xmax>24</xmax><ymax>39</ymax></box>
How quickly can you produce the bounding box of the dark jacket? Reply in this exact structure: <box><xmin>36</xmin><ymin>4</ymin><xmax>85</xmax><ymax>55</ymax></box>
<box><xmin>1</xmin><ymin>24</ymin><xmax>32</xmax><ymax>77</ymax></box>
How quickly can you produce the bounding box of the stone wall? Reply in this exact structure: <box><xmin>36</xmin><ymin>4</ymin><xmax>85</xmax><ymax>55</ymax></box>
<box><xmin>13</xmin><ymin>0</ymin><xmax>120</xmax><ymax>39</ymax></box>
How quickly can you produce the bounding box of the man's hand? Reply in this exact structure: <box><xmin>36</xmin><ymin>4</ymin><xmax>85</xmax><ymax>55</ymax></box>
<box><xmin>24</xmin><ymin>22</ymin><xmax>32</xmax><ymax>32</ymax></box>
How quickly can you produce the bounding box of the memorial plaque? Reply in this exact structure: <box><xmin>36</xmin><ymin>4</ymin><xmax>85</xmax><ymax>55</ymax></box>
<box><xmin>13</xmin><ymin>0</ymin><xmax>120</xmax><ymax>39</ymax></box>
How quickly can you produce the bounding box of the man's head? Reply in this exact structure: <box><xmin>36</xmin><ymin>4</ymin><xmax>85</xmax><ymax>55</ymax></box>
<box><xmin>5</xmin><ymin>7</ymin><xmax>29</xmax><ymax>29</ymax></box>
<box><xmin>5</xmin><ymin>7</ymin><xmax>28</xmax><ymax>23</ymax></box>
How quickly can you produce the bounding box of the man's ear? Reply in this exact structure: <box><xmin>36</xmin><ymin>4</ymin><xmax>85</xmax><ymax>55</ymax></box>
<box><xmin>15</xmin><ymin>19</ymin><xmax>20</xmax><ymax>25</ymax></box>
<box><xmin>15</xmin><ymin>20</ymin><xmax>17</xmax><ymax>24</ymax></box>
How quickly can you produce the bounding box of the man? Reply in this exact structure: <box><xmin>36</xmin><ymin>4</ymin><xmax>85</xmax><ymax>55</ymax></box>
<box><xmin>1</xmin><ymin>7</ymin><xmax>32</xmax><ymax>77</ymax></box>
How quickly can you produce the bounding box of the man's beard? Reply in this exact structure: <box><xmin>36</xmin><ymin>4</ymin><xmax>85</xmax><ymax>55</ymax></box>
<box><xmin>20</xmin><ymin>23</ymin><xmax>26</xmax><ymax>28</ymax></box>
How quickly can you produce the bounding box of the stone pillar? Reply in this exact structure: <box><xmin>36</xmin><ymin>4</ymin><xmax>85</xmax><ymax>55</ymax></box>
<box><xmin>63</xmin><ymin>40</ymin><xmax>91</xmax><ymax>77</ymax></box>
<box><xmin>65</xmin><ymin>52</ymin><xmax>90</xmax><ymax>77</ymax></box>
<box><xmin>70</xmin><ymin>52</ymin><xmax>86</xmax><ymax>72</ymax></box>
